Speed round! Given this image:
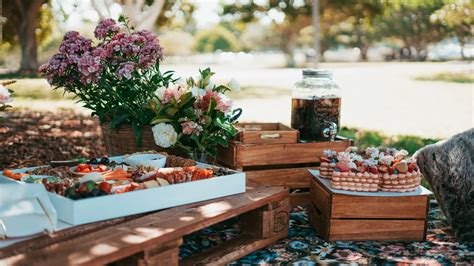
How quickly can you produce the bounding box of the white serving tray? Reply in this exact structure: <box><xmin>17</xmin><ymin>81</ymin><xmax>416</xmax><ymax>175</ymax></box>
<box><xmin>0</xmin><ymin>157</ymin><xmax>246</xmax><ymax>225</ymax></box>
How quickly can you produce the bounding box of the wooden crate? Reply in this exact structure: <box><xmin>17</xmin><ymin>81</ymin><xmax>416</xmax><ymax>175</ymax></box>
<box><xmin>218</xmin><ymin>136</ymin><xmax>353</xmax><ymax>206</ymax></box>
<box><xmin>236</xmin><ymin>123</ymin><xmax>299</xmax><ymax>144</ymax></box>
<box><xmin>308</xmin><ymin>178</ymin><xmax>429</xmax><ymax>241</ymax></box>
<box><xmin>0</xmin><ymin>186</ymin><xmax>289</xmax><ymax>266</ymax></box>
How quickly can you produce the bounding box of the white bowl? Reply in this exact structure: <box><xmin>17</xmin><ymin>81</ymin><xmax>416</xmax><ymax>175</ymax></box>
<box><xmin>125</xmin><ymin>154</ymin><xmax>167</xmax><ymax>169</ymax></box>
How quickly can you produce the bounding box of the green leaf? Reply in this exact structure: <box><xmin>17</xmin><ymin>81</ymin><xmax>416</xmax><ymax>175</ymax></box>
<box><xmin>110</xmin><ymin>113</ymin><xmax>130</xmax><ymax>128</ymax></box>
<box><xmin>131</xmin><ymin>122</ymin><xmax>143</xmax><ymax>147</ymax></box>
<box><xmin>150</xmin><ymin>117</ymin><xmax>173</xmax><ymax>125</ymax></box>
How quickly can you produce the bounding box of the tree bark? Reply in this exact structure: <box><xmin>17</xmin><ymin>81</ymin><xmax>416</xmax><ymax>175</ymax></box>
<box><xmin>283</xmin><ymin>29</ymin><xmax>297</xmax><ymax>68</ymax></box>
<box><xmin>359</xmin><ymin>44</ymin><xmax>369</xmax><ymax>61</ymax></box>
<box><xmin>15</xmin><ymin>0</ymin><xmax>43</xmax><ymax>73</ymax></box>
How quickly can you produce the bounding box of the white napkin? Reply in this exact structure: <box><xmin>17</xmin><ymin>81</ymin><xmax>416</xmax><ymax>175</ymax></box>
<box><xmin>0</xmin><ymin>183</ymin><xmax>57</xmax><ymax>238</ymax></box>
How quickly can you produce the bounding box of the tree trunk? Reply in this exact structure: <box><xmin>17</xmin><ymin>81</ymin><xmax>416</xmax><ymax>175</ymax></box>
<box><xmin>283</xmin><ymin>30</ymin><xmax>297</xmax><ymax>68</ymax></box>
<box><xmin>359</xmin><ymin>45</ymin><xmax>369</xmax><ymax>61</ymax></box>
<box><xmin>16</xmin><ymin>0</ymin><xmax>43</xmax><ymax>73</ymax></box>
<box><xmin>459</xmin><ymin>37</ymin><xmax>466</xmax><ymax>60</ymax></box>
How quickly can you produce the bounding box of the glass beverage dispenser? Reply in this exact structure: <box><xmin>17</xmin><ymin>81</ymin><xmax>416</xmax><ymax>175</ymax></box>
<box><xmin>291</xmin><ymin>69</ymin><xmax>342</xmax><ymax>142</ymax></box>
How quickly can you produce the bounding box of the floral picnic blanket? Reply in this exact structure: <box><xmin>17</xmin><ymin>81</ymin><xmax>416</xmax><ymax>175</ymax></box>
<box><xmin>180</xmin><ymin>201</ymin><xmax>474</xmax><ymax>264</ymax></box>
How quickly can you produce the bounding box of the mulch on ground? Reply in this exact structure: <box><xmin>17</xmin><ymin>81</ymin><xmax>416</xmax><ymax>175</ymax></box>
<box><xmin>0</xmin><ymin>110</ymin><xmax>106</xmax><ymax>169</ymax></box>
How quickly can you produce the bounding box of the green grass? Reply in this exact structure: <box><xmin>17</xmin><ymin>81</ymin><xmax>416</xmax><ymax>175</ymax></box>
<box><xmin>0</xmin><ymin>72</ymin><xmax>41</xmax><ymax>79</ymax></box>
<box><xmin>1</xmin><ymin>78</ymin><xmax>74</xmax><ymax>100</ymax></box>
<box><xmin>340</xmin><ymin>126</ymin><xmax>439</xmax><ymax>154</ymax></box>
<box><xmin>414</xmin><ymin>71</ymin><xmax>474</xmax><ymax>83</ymax></box>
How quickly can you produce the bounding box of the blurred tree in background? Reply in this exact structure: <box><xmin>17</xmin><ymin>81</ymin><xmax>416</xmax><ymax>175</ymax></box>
<box><xmin>194</xmin><ymin>25</ymin><xmax>242</xmax><ymax>53</ymax></box>
<box><xmin>431</xmin><ymin>0</ymin><xmax>473</xmax><ymax>60</ymax></box>
<box><xmin>378</xmin><ymin>0</ymin><xmax>447</xmax><ymax>61</ymax></box>
<box><xmin>3</xmin><ymin>0</ymin><xmax>50</xmax><ymax>73</ymax></box>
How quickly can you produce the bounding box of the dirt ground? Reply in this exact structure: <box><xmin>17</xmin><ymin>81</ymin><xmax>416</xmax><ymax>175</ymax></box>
<box><xmin>0</xmin><ymin>110</ymin><xmax>106</xmax><ymax>169</ymax></box>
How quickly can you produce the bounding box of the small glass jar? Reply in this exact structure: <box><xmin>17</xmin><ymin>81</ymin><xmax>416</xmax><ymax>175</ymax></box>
<box><xmin>291</xmin><ymin>69</ymin><xmax>342</xmax><ymax>142</ymax></box>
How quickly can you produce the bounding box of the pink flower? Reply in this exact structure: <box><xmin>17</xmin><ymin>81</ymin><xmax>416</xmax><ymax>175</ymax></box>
<box><xmin>159</xmin><ymin>84</ymin><xmax>186</xmax><ymax>104</ymax></box>
<box><xmin>200</xmin><ymin>90</ymin><xmax>233</xmax><ymax>113</ymax></box>
<box><xmin>94</xmin><ymin>18</ymin><xmax>120</xmax><ymax>39</ymax></box>
<box><xmin>181</xmin><ymin>121</ymin><xmax>203</xmax><ymax>135</ymax></box>
<box><xmin>0</xmin><ymin>85</ymin><xmax>11</xmax><ymax>104</ymax></box>
<box><xmin>78</xmin><ymin>52</ymin><xmax>102</xmax><ymax>84</ymax></box>
<box><xmin>59</xmin><ymin>31</ymin><xmax>92</xmax><ymax>55</ymax></box>
<box><xmin>115</xmin><ymin>62</ymin><xmax>135</xmax><ymax>80</ymax></box>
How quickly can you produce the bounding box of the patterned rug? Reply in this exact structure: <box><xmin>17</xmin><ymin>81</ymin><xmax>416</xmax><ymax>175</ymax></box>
<box><xmin>180</xmin><ymin>201</ymin><xmax>474</xmax><ymax>264</ymax></box>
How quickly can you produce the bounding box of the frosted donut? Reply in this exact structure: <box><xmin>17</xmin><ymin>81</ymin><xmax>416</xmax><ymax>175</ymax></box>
<box><xmin>342</xmin><ymin>186</ymin><xmax>349</xmax><ymax>190</ymax></box>
<box><xmin>385</xmin><ymin>181</ymin><xmax>392</xmax><ymax>184</ymax></box>
<box><xmin>333</xmin><ymin>177</ymin><xmax>340</xmax><ymax>181</ymax></box>
<box><xmin>369</xmin><ymin>188</ymin><xmax>377</xmax><ymax>192</ymax></box>
<box><xmin>348</xmin><ymin>187</ymin><xmax>355</xmax><ymax>191</ymax></box>
<box><xmin>398</xmin><ymin>174</ymin><xmax>406</xmax><ymax>178</ymax></box>
<box><xmin>332</xmin><ymin>171</ymin><xmax>341</xmax><ymax>177</ymax></box>
<box><xmin>333</xmin><ymin>186</ymin><xmax>342</xmax><ymax>189</ymax></box>
<box><xmin>406</xmin><ymin>172</ymin><xmax>412</xmax><ymax>178</ymax></box>
<box><xmin>362</xmin><ymin>188</ymin><xmax>370</xmax><ymax>192</ymax></box>
<box><xmin>356</xmin><ymin>173</ymin><xmax>363</xmax><ymax>177</ymax></box>
<box><xmin>390</xmin><ymin>174</ymin><xmax>398</xmax><ymax>179</ymax></box>
<box><xmin>370</xmin><ymin>183</ymin><xmax>378</xmax><ymax>188</ymax></box>
<box><xmin>349</xmin><ymin>172</ymin><xmax>356</xmax><ymax>177</ymax></box>
<box><xmin>341</xmin><ymin>182</ymin><xmax>348</xmax><ymax>186</ymax></box>
<box><xmin>370</xmin><ymin>173</ymin><xmax>378</xmax><ymax>179</ymax></box>
<box><xmin>363</xmin><ymin>183</ymin><xmax>370</xmax><ymax>187</ymax></box>
<box><xmin>329</xmin><ymin>163</ymin><xmax>336</xmax><ymax>167</ymax></box>
<box><xmin>321</xmin><ymin>162</ymin><xmax>329</xmax><ymax>167</ymax></box>
<box><xmin>362</xmin><ymin>172</ymin><xmax>370</xmax><ymax>178</ymax></box>
<box><xmin>347</xmin><ymin>178</ymin><xmax>353</xmax><ymax>182</ymax></box>
<box><xmin>360</xmin><ymin>178</ymin><xmax>367</xmax><ymax>182</ymax></box>
<box><xmin>348</xmin><ymin>182</ymin><xmax>355</xmax><ymax>186</ymax></box>
<box><xmin>341</xmin><ymin>172</ymin><xmax>349</xmax><ymax>177</ymax></box>
<box><xmin>383</xmin><ymin>173</ymin><xmax>390</xmax><ymax>180</ymax></box>
<box><xmin>367</xmin><ymin>179</ymin><xmax>373</xmax><ymax>183</ymax></box>
<box><xmin>392</xmin><ymin>181</ymin><xmax>399</xmax><ymax>185</ymax></box>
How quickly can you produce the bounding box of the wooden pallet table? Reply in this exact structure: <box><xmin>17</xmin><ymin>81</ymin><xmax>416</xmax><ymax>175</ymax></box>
<box><xmin>218</xmin><ymin>136</ymin><xmax>353</xmax><ymax>206</ymax></box>
<box><xmin>0</xmin><ymin>185</ymin><xmax>289</xmax><ymax>266</ymax></box>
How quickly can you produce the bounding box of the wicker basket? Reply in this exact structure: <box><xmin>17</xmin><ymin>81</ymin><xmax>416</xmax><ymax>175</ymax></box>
<box><xmin>100</xmin><ymin>124</ymin><xmax>187</xmax><ymax>156</ymax></box>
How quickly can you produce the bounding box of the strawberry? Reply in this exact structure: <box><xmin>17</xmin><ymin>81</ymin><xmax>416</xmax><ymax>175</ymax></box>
<box><xmin>388</xmin><ymin>166</ymin><xmax>394</xmax><ymax>175</ymax></box>
<box><xmin>408</xmin><ymin>162</ymin><xmax>418</xmax><ymax>172</ymax></box>
<box><xmin>357</xmin><ymin>165</ymin><xmax>367</xmax><ymax>173</ymax></box>
<box><xmin>369</xmin><ymin>166</ymin><xmax>379</xmax><ymax>174</ymax></box>
<box><xmin>320</xmin><ymin>157</ymin><xmax>331</xmax><ymax>163</ymax></box>
<box><xmin>378</xmin><ymin>165</ymin><xmax>388</xmax><ymax>173</ymax></box>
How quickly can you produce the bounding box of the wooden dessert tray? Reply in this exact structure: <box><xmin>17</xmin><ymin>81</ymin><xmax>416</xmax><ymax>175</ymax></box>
<box><xmin>0</xmin><ymin>185</ymin><xmax>289</xmax><ymax>265</ymax></box>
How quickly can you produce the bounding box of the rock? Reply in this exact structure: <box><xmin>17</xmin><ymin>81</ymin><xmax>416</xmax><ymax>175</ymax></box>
<box><xmin>394</xmin><ymin>161</ymin><xmax>408</xmax><ymax>174</ymax></box>
<box><xmin>336</xmin><ymin>161</ymin><xmax>350</xmax><ymax>172</ymax></box>
<box><xmin>415</xmin><ymin>128</ymin><xmax>474</xmax><ymax>242</ymax></box>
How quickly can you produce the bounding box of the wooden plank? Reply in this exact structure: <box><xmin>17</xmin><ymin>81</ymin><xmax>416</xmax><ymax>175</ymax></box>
<box><xmin>241</xmin><ymin>198</ymin><xmax>290</xmax><ymax>239</ymax></box>
<box><xmin>1</xmin><ymin>186</ymin><xmax>288</xmax><ymax>266</ymax></box>
<box><xmin>332</xmin><ymin>194</ymin><xmax>430</xmax><ymax>219</ymax></box>
<box><xmin>237</xmin><ymin>123</ymin><xmax>298</xmax><ymax>144</ymax></box>
<box><xmin>246</xmin><ymin>167</ymin><xmax>318</xmax><ymax>189</ymax></box>
<box><xmin>0</xmin><ymin>214</ymin><xmax>141</xmax><ymax>259</ymax></box>
<box><xmin>234</xmin><ymin>141</ymin><xmax>351</xmax><ymax>167</ymax></box>
<box><xmin>330</xmin><ymin>219</ymin><xmax>426</xmax><ymax>241</ymax></box>
<box><xmin>217</xmin><ymin>138</ymin><xmax>352</xmax><ymax>168</ymax></box>
<box><xmin>307</xmin><ymin>202</ymin><xmax>330</xmax><ymax>240</ymax></box>
<box><xmin>181</xmin><ymin>231</ymin><xmax>288</xmax><ymax>266</ymax></box>
<box><xmin>309</xmin><ymin>179</ymin><xmax>332</xmax><ymax>217</ymax></box>
<box><xmin>290</xmin><ymin>192</ymin><xmax>310</xmax><ymax>207</ymax></box>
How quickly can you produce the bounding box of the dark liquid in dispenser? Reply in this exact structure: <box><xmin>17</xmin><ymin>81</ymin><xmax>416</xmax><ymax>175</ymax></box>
<box><xmin>291</xmin><ymin>97</ymin><xmax>341</xmax><ymax>141</ymax></box>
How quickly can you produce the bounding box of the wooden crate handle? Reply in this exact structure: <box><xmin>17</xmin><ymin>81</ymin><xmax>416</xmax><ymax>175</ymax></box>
<box><xmin>260</xmin><ymin>133</ymin><xmax>281</xmax><ymax>139</ymax></box>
